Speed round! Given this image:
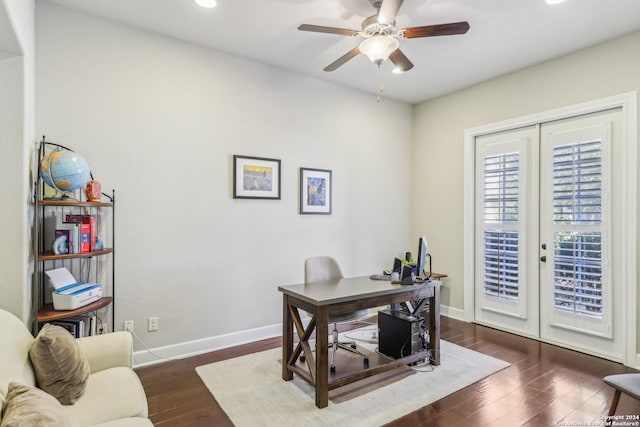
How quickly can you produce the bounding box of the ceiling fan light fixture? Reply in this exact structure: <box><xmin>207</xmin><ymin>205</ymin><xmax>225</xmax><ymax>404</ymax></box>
<box><xmin>359</xmin><ymin>35</ymin><xmax>399</xmax><ymax>65</ymax></box>
<box><xmin>195</xmin><ymin>0</ymin><xmax>217</xmax><ymax>8</ymax></box>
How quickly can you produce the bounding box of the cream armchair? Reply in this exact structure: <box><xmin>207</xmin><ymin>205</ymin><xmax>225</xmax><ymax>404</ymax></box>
<box><xmin>0</xmin><ymin>308</ymin><xmax>152</xmax><ymax>426</ymax></box>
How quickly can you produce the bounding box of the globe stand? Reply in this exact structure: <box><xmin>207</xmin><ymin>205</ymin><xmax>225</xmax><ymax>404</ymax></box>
<box><xmin>42</xmin><ymin>190</ymin><xmax>78</xmax><ymax>201</ymax></box>
<box><xmin>59</xmin><ymin>193</ymin><xmax>79</xmax><ymax>201</ymax></box>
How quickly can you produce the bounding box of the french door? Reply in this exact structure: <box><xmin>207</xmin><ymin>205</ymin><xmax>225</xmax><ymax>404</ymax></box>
<box><xmin>474</xmin><ymin>126</ymin><xmax>540</xmax><ymax>338</ymax></box>
<box><xmin>474</xmin><ymin>109</ymin><xmax>625</xmax><ymax>361</ymax></box>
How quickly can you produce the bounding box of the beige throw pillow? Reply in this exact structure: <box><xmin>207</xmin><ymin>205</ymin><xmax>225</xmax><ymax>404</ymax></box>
<box><xmin>0</xmin><ymin>382</ymin><xmax>79</xmax><ymax>427</ymax></box>
<box><xmin>28</xmin><ymin>324</ymin><xmax>90</xmax><ymax>405</ymax></box>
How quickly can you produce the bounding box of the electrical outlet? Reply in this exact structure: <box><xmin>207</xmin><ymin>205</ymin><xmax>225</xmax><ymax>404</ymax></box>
<box><xmin>124</xmin><ymin>320</ymin><xmax>134</xmax><ymax>332</ymax></box>
<box><xmin>148</xmin><ymin>317</ymin><xmax>159</xmax><ymax>332</ymax></box>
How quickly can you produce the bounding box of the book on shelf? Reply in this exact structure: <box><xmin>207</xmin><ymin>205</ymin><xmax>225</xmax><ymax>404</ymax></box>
<box><xmin>77</xmin><ymin>222</ymin><xmax>91</xmax><ymax>253</ymax></box>
<box><xmin>48</xmin><ymin>319</ymin><xmax>78</xmax><ymax>337</ymax></box>
<box><xmin>48</xmin><ymin>314</ymin><xmax>97</xmax><ymax>338</ymax></box>
<box><xmin>88</xmin><ymin>314</ymin><xmax>97</xmax><ymax>335</ymax></box>
<box><xmin>65</xmin><ymin>215</ymin><xmax>97</xmax><ymax>252</ymax></box>
<box><xmin>53</xmin><ymin>229</ymin><xmax>72</xmax><ymax>255</ymax></box>
<box><xmin>74</xmin><ymin>314</ymin><xmax>97</xmax><ymax>336</ymax></box>
<box><xmin>49</xmin><ymin>318</ymin><xmax>84</xmax><ymax>338</ymax></box>
<box><xmin>55</xmin><ymin>222</ymin><xmax>79</xmax><ymax>254</ymax></box>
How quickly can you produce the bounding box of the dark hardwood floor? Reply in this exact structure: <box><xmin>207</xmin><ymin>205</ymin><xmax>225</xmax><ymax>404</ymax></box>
<box><xmin>135</xmin><ymin>316</ymin><xmax>640</xmax><ymax>426</ymax></box>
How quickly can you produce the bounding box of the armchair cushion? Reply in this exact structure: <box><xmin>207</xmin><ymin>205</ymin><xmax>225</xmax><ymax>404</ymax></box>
<box><xmin>61</xmin><ymin>367</ymin><xmax>149</xmax><ymax>426</ymax></box>
<box><xmin>0</xmin><ymin>310</ymin><xmax>36</xmax><ymax>408</ymax></box>
<box><xmin>76</xmin><ymin>331</ymin><xmax>133</xmax><ymax>373</ymax></box>
<box><xmin>28</xmin><ymin>324</ymin><xmax>90</xmax><ymax>405</ymax></box>
<box><xmin>0</xmin><ymin>382</ymin><xmax>79</xmax><ymax>427</ymax></box>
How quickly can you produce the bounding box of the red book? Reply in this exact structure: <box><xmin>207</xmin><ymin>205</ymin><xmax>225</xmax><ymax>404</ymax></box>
<box><xmin>78</xmin><ymin>223</ymin><xmax>91</xmax><ymax>253</ymax></box>
<box><xmin>87</xmin><ymin>216</ymin><xmax>97</xmax><ymax>251</ymax></box>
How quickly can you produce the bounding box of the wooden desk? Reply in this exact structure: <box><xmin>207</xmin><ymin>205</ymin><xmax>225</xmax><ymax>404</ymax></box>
<box><xmin>278</xmin><ymin>276</ymin><xmax>442</xmax><ymax>408</ymax></box>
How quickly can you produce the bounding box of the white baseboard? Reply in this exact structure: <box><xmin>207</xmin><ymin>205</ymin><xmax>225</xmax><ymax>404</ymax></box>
<box><xmin>440</xmin><ymin>305</ymin><xmax>465</xmax><ymax>321</ymax></box>
<box><xmin>132</xmin><ymin>304</ymin><xmax>464</xmax><ymax>367</ymax></box>
<box><xmin>634</xmin><ymin>353</ymin><xmax>640</xmax><ymax>370</ymax></box>
<box><xmin>131</xmin><ymin>323</ymin><xmax>282</xmax><ymax>367</ymax></box>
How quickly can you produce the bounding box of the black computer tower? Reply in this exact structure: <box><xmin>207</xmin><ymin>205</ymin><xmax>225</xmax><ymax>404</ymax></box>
<box><xmin>378</xmin><ymin>309</ymin><xmax>425</xmax><ymax>360</ymax></box>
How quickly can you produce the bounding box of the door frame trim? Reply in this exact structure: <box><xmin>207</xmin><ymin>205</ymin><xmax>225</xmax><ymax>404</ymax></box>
<box><xmin>463</xmin><ymin>91</ymin><xmax>638</xmax><ymax>367</ymax></box>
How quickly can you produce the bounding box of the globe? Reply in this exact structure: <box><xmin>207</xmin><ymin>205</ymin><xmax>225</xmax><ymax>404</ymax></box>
<box><xmin>40</xmin><ymin>150</ymin><xmax>91</xmax><ymax>194</ymax></box>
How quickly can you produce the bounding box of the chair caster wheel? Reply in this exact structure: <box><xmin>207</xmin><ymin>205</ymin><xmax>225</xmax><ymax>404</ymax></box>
<box><xmin>330</xmin><ymin>366</ymin><xmax>336</xmax><ymax>374</ymax></box>
<box><xmin>364</xmin><ymin>358</ymin><xmax>369</xmax><ymax>367</ymax></box>
<box><xmin>300</xmin><ymin>355</ymin><xmax>305</xmax><ymax>363</ymax></box>
<box><xmin>350</xmin><ymin>344</ymin><xmax>357</xmax><ymax>349</ymax></box>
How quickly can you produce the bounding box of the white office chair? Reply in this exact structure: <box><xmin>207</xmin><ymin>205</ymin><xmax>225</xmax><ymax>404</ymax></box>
<box><xmin>304</xmin><ymin>256</ymin><xmax>369</xmax><ymax>373</ymax></box>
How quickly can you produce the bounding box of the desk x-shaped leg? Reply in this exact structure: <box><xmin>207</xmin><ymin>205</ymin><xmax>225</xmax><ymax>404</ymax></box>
<box><xmin>402</xmin><ymin>299</ymin><xmax>427</xmax><ymax>316</ymax></box>
<box><xmin>287</xmin><ymin>304</ymin><xmax>316</xmax><ymax>381</ymax></box>
<box><xmin>281</xmin><ymin>294</ymin><xmax>330</xmax><ymax>407</ymax></box>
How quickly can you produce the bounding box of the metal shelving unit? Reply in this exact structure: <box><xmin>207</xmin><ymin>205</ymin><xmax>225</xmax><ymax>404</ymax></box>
<box><xmin>32</xmin><ymin>138</ymin><xmax>115</xmax><ymax>335</ymax></box>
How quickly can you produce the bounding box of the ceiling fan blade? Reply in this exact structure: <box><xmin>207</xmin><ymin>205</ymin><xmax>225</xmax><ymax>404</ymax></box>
<box><xmin>402</xmin><ymin>21</ymin><xmax>470</xmax><ymax>39</ymax></box>
<box><xmin>324</xmin><ymin>47</ymin><xmax>361</xmax><ymax>72</ymax></box>
<box><xmin>298</xmin><ymin>24</ymin><xmax>359</xmax><ymax>37</ymax></box>
<box><xmin>377</xmin><ymin>0</ymin><xmax>404</xmax><ymax>25</ymax></box>
<box><xmin>388</xmin><ymin>48</ymin><xmax>414</xmax><ymax>72</ymax></box>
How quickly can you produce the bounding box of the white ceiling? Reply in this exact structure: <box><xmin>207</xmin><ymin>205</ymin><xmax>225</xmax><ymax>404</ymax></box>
<box><xmin>43</xmin><ymin>0</ymin><xmax>640</xmax><ymax>104</ymax></box>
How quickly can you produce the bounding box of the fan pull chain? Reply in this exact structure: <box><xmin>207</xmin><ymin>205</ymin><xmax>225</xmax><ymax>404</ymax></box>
<box><xmin>376</xmin><ymin>63</ymin><xmax>384</xmax><ymax>103</ymax></box>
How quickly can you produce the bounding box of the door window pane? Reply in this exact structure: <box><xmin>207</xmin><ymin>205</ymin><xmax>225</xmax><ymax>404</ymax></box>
<box><xmin>553</xmin><ymin>141</ymin><xmax>602</xmax><ymax>224</ymax></box>
<box><xmin>484</xmin><ymin>153</ymin><xmax>519</xmax><ymax>223</ymax></box>
<box><xmin>483</xmin><ymin>230</ymin><xmax>519</xmax><ymax>300</ymax></box>
<box><xmin>553</xmin><ymin>231</ymin><xmax>602</xmax><ymax>316</ymax></box>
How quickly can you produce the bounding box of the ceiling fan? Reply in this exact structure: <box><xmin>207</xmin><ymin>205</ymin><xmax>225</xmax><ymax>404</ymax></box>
<box><xmin>298</xmin><ymin>0</ymin><xmax>470</xmax><ymax>73</ymax></box>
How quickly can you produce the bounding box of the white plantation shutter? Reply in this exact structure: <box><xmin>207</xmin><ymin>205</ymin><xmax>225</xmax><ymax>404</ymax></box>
<box><xmin>552</xmin><ymin>141</ymin><xmax>604</xmax><ymax>317</ymax></box>
<box><xmin>482</xmin><ymin>152</ymin><xmax>520</xmax><ymax>300</ymax></box>
<box><xmin>541</xmin><ymin>116</ymin><xmax>614</xmax><ymax>341</ymax></box>
<box><xmin>475</xmin><ymin>129</ymin><xmax>533</xmax><ymax>323</ymax></box>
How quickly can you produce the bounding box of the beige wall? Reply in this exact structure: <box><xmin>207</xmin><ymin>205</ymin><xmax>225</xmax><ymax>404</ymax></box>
<box><xmin>0</xmin><ymin>57</ymin><xmax>25</xmax><ymax>318</ymax></box>
<box><xmin>412</xmin><ymin>31</ymin><xmax>639</xmax><ymax>325</ymax></box>
<box><xmin>0</xmin><ymin>0</ymin><xmax>34</xmax><ymax>324</ymax></box>
<box><xmin>36</xmin><ymin>2</ymin><xmax>413</xmax><ymax>358</ymax></box>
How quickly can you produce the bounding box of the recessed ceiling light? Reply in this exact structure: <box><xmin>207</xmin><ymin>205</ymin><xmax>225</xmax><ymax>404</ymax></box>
<box><xmin>545</xmin><ymin>0</ymin><xmax>566</xmax><ymax>4</ymax></box>
<box><xmin>195</xmin><ymin>0</ymin><xmax>217</xmax><ymax>8</ymax></box>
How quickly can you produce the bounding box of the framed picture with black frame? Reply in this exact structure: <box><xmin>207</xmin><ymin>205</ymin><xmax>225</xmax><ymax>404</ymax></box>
<box><xmin>299</xmin><ymin>167</ymin><xmax>332</xmax><ymax>214</ymax></box>
<box><xmin>233</xmin><ymin>155</ymin><xmax>281</xmax><ymax>199</ymax></box>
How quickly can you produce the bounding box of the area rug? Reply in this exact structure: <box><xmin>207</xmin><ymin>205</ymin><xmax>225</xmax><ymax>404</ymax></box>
<box><xmin>195</xmin><ymin>331</ymin><xmax>510</xmax><ymax>427</ymax></box>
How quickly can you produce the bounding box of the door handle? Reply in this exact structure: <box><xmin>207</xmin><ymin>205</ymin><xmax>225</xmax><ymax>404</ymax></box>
<box><xmin>540</xmin><ymin>256</ymin><xmax>547</xmax><ymax>262</ymax></box>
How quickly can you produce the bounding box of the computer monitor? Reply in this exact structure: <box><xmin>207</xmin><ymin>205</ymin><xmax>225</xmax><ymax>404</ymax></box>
<box><xmin>416</xmin><ymin>235</ymin><xmax>429</xmax><ymax>278</ymax></box>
